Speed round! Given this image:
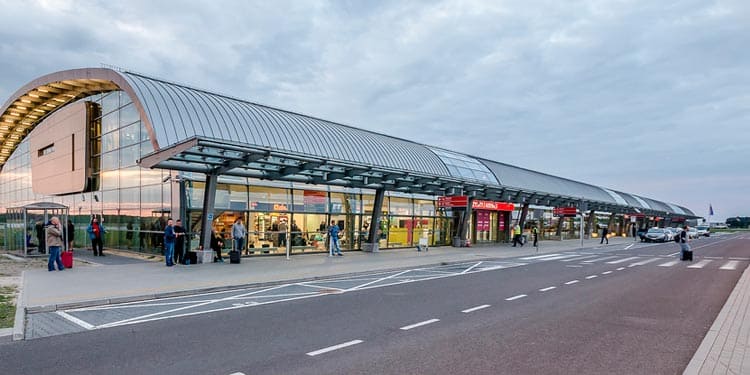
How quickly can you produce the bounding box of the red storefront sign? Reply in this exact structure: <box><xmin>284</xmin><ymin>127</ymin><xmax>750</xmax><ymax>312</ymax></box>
<box><xmin>553</xmin><ymin>207</ymin><xmax>578</xmax><ymax>217</ymax></box>
<box><xmin>627</xmin><ymin>213</ymin><xmax>646</xmax><ymax>218</ymax></box>
<box><xmin>472</xmin><ymin>200</ymin><xmax>515</xmax><ymax>211</ymax></box>
<box><xmin>438</xmin><ymin>195</ymin><xmax>469</xmax><ymax>208</ymax></box>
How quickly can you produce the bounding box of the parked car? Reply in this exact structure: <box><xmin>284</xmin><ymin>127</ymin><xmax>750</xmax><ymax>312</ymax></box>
<box><xmin>696</xmin><ymin>225</ymin><xmax>711</xmax><ymax>237</ymax></box>
<box><xmin>644</xmin><ymin>228</ymin><xmax>670</xmax><ymax>242</ymax></box>
<box><xmin>663</xmin><ymin>228</ymin><xmax>677</xmax><ymax>241</ymax></box>
<box><xmin>687</xmin><ymin>227</ymin><xmax>698</xmax><ymax>239</ymax></box>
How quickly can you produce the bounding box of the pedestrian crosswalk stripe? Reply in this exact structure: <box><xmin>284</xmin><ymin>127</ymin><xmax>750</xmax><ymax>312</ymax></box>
<box><xmin>561</xmin><ymin>255</ymin><xmax>598</xmax><ymax>262</ymax></box>
<box><xmin>582</xmin><ymin>256</ymin><xmax>617</xmax><ymax>263</ymax></box>
<box><xmin>687</xmin><ymin>260</ymin><xmax>712</xmax><ymax>269</ymax></box>
<box><xmin>658</xmin><ymin>260</ymin><xmax>681</xmax><ymax>267</ymax></box>
<box><xmin>540</xmin><ymin>254</ymin><xmax>582</xmax><ymax>261</ymax></box>
<box><xmin>607</xmin><ymin>257</ymin><xmax>640</xmax><ymax>264</ymax></box>
<box><xmin>720</xmin><ymin>261</ymin><xmax>739</xmax><ymax>270</ymax></box>
<box><xmin>520</xmin><ymin>253</ymin><xmax>561</xmax><ymax>260</ymax></box>
<box><xmin>628</xmin><ymin>258</ymin><xmax>661</xmax><ymax>267</ymax></box>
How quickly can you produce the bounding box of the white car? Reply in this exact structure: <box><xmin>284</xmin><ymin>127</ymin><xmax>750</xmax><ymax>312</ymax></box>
<box><xmin>696</xmin><ymin>225</ymin><xmax>711</xmax><ymax>237</ymax></box>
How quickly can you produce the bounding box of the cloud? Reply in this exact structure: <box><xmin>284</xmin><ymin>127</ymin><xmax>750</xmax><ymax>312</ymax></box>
<box><xmin>0</xmin><ymin>0</ymin><xmax>748</xmax><ymax>220</ymax></box>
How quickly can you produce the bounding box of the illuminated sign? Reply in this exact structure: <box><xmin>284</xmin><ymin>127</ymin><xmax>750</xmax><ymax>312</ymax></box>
<box><xmin>472</xmin><ymin>200</ymin><xmax>514</xmax><ymax>211</ymax></box>
<box><xmin>553</xmin><ymin>207</ymin><xmax>578</xmax><ymax>217</ymax></box>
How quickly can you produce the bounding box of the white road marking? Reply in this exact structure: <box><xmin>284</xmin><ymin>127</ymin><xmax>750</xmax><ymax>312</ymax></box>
<box><xmin>585</xmin><ymin>275</ymin><xmax>598</xmax><ymax>279</ymax></box>
<box><xmin>607</xmin><ymin>257</ymin><xmax>640</xmax><ymax>264</ymax></box>
<box><xmin>229</xmin><ymin>372</ymin><xmax>246</xmax><ymax>375</ymax></box>
<box><xmin>400</xmin><ymin>319</ymin><xmax>440</xmax><ymax>330</ymax></box>
<box><xmin>628</xmin><ymin>258</ymin><xmax>661</xmax><ymax>267</ymax></box>
<box><xmin>462</xmin><ymin>305</ymin><xmax>491</xmax><ymax>313</ymax></box>
<box><xmin>539</xmin><ymin>286</ymin><xmax>557</xmax><ymax>292</ymax></box>
<box><xmin>566</xmin><ymin>265</ymin><xmax>583</xmax><ymax>268</ymax></box>
<box><xmin>616</xmin><ymin>267</ymin><xmax>626</xmax><ymax>271</ymax></box>
<box><xmin>306</xmin><ymin>340</ymin><xmax>363</xmax><ymax>356</ymax></box>
<box><xmin>56</xmin><ymin>311</ymin><xmax>95</xmax><ymax>330</ymax></box>
<box><xmin>520</xmin><ymin>253</ymin><xmax>561</xmax><ymax>260</ymax></box>
<box><xmin>461</xmin><ymin>261</ymin><xmax>484</xmax><ymax>274</ymax></box>
<box><xmin>582</xmin><ymin>256</ymin><xmax>617</xmax><ymax>263</ymax></box>
<box><xmin>541</xmin><ymin>254</ymin><xmax>582</xmax><ymax>261</ymax></box>
<box><xmin>561</xmin><ymin>255</ymin><xmax>598</xmax><ymax>262</ymax></box>
<box><xmin>505</xmin><ymin>294</ymin><xmax>527</xmax><ymax>301</ymax></box>
<box><xmin>667</xmin><ymin>252</ymin><xmax>680</xmax><ymax>256</ymax></box>
<box><xmin>720</xmin><ymin>261</ymin><xmax>739</xmax><ymax>270</ymax></box>
<box><xmin>624</xmin><ymin>244</ymin><xmax>634</xmax><ymax>250</ymax></box>
<box><xmin>347</xmin><ymin>269</ymin><xmax>412</xmax><ymax>291</ymax></box>
<box><xmin>601</xmin><ymin>271</ymin><xmax>613</xmax><ymax>275</ymax></box>
<box><xmin>704</xmin><ymin>256</ymin><xmax>724</xmax><ymax>260</ymax></box>
<box><xmin>687</xmin><ymin>260</ymin><xmax>712</xmax><ymax>269</ymax></box>
<box><xmin>729</xmin><ymin>257</ymin><xmax>750</xmax><ymax>261</ymax></box>
<box><xmin>658</xmin><ymin>260</ymin><xmax>681</xmax><ymax>267</ymax></box>
<box><xmin>565</xmin><ymin>280</ymin><xmax>580</xmax><ymax>285</ymax></box>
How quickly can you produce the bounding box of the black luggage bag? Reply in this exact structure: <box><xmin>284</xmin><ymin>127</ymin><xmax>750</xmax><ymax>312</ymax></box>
<box><xmin>681</xmin><ymin>249</ymin><xmax>693</xmax><ymax>261</ymax></box>
<box><xmin>229</xmin><ymin>250</ymin><xmax>241</xmax><ymax>264</ymax></box>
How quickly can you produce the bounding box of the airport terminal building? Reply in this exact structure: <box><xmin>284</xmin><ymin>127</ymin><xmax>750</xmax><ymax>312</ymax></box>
<box><xmin>0</xmin><ymin>68</ymin><xmax>697</xmax><ymax>256</ymax></box>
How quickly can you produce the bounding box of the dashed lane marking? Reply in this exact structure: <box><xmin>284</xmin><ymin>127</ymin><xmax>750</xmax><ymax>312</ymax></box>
<box><xmin>565</xmin><ymin>280</ymin><xmax>580</xmax><ymax>285</ymax></box>
<box><xmin>505</xmin><ymin>294</ymin><xmax>527</xmax><ymax>301</ymax></box>
<box><xmin>400</xmin><ymin>319</ymin><xmax>440</xmax><ymax>331</ymax></box>
<box><xmin>520</xmin><ymin>254</ymin><xmax>562</xmax><ymax>260</ymax></box>
<box><xmin>607</xmin><ymin>257</ymin><xmax>640</xmax><ymax>264</ymax></box>
<box><xmin>720</xmin><ymin>261</ymin><xmax>739</xmax><ymax>270</ymax></box>
<box><xmin>585</xmin><ymin>275</ymin><xmax>598</xmax><ymax>279</ymax></box>
<box><xmin>624</xmin><ymin>244</ymin><xmax>635</xmax><ymax>250</ymax></box>
<box><xmin>539</xmin><ymin>286</ymin><xmax>557</xmax><ymax>292</ymax></box>
<box><xmin>616</xmin><ymin>267</ymin><xmax>626</xmax><ymax>271</ymax></box>
<box><xmin>561</xmin><ymin>255</ymin><xmax>598</xmax><ymax>262</ymax></box>
<box><xmin>462</xmin><ymin>305</ymin><xmax>491</xmax><ymax>313</ymax></box>
<box><xmin>306</xmin><ymin>340</ymin><xmax>364</xmax><ymax>356</ymax></box>
<box><xmin>687</xmin><ymin>260</ymin><xmax>712</xmax><ymax>269</ymax></box>
<box><xmin>601</xmin><ymin>271</ymin><xmax>613</xmax><ymax>275</ymax></box>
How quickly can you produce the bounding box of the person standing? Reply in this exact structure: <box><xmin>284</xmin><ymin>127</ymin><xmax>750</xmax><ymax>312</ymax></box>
<box><xmin>35</xmin><ymin>220</ymin><xmax>46</xmax><ymax>254</ymax></box>
<box><xmin>211</xmin><ymin>228</ymin><xmax>224</xmax><ymax>262</ymax></box>
<box><xmin>600</xmin><ymin>226</ymin><xmax>609</xmax><ymax>244</ymax></box>
<box><xmin>87</xmin><ymin>216</ymin><xmax>106</xmax><ymax>256</ymax></box>
<box><xmin>163</xmin><ymin>218</ymin><xmax>176</xmax><ymax>267</ymax></box>
<box><xmin>680</xmin><ymin>225</ymin><xmax>691</xmax><ymax>260</ymax></box>
<box><xmin>512</xmin><ymin>224</ymin><xmax>523</xmax><ymax>247</ymax></box>
<box><xmin>532</xmin><ymin>226</ymin><xmax>539</xmax><ymax>247</ymax></box>
<box><xmin>66</xmin><ymin>219</ymin><xmax>75</xmax><ymax>250</ymax></box>
<box><xmin>328</xmin><ymin>220</ymin><xmax>343</xmax><ymax>256</ymax></box>
<box><xmin>278</xmin><ymin>219</ymin><xmax>288</xmax><ymax>247</ymax></box>
<box><xmin>174</xmin><ymin>219</ymin><xmax>186</xmax><ymax>264</ymax></box>
<box><xmin>232</xmin><ymin>217</ymin><xmax>246</xmax><ymax>255</ymax></box>
<box><xmin>46</xmin><ymin>217</ymin><xmax>65</xmax><ymax>271</ymax></box>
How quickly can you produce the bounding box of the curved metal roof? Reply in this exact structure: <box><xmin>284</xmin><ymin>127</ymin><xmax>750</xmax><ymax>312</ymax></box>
<box><xmin>0</xmin><ymin>67</ymin><xmax>698</xmax><ymax>218</ymax></box>
<box><xmin>120</xmin><ymin>72</ymin><xmax>450</xmax><ymax>177</ymax></box>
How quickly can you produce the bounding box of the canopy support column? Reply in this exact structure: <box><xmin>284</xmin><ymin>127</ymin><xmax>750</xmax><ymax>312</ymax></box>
<box><xmin>363</xmin><ymin>188</ymin><xmax>385</xmax><ymax>253</ymax></box>
<box><xmin>200</xmin><ymin>173</ymin><xmax>218</xmax><ymax>252</ymax></box>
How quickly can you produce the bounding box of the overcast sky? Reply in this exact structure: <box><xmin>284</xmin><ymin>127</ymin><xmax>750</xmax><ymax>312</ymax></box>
<box><xmin>1</xmin><ymin>0</ymin><xmax>748</xmax><ymax>221</ymax></box>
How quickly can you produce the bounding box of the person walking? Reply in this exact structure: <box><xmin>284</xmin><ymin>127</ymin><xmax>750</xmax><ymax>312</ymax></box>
<box><xmin>600</xmin><ymin>226</ymin><xmax>609</xmax><ymax>244</ymax></box>
<box><xmin>163</xmin><ymin>218</ymin><xmax>176</xmax><ymax>267</ymax></box>
<box><xmin>66</xmin><ymin>219</ymin><xmax>75</xmax><ymax>250</ymax></box>
<box><xmin>232</xmin><ymin>217</ymin><xmax>247</xmax><ymax>255</ymax></box>
<box><xmin>211</xmin><ymin>228</ymin><xmax>224</xmax><ymax>262</ymax></box>
<box><xmin>46</xmin><ymin>217</ymin><xmax>65</xmax><ymax>271</ymax></box>
<box><xmin>278</xmin><ymin>219</ymin><xmax>288</xmax><ymax>247</ymax></box>
<box><xmin>174</xmin><ymin>219</ymin><xmax>186</xmax><ymax>264</ymax></box>
<box><xmin>87</xmin><ymin>216</ymin><xmax>106</xmax><ymax>256</ymax></box>
<box><xmin>328</xmin><ymin>220</ymin><xmax>343</xmax><ymax>256</ymax></box>
<box><xmin>679</xmin><ymin>225</ymin><xmax>692</xmax><ymax>261</ymax></box>
<box><xmin>512</xmin><ymin>224</ymin><xmax>523</xmax><ymax>247</ymax></box>
<box><xmin>35</xmin><ymin>220</ymin><xmax>46</xmax><ymax>254</ymax></box>
<box><xmin>532</xmin><ymin>226</ymin><xmax>539</xmax><ymax>247</ymax></box>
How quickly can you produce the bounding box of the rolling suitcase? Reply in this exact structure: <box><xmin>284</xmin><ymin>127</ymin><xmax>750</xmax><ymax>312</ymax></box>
<box><xmin>681</xmin><ymin>249</ymin><xmax>693</xmax><ymax>261</ymax></box>
<box><xmin>61</xmin><ymin>250</ymin><xmax>74</xmax><ymax>268</ymax></box>
<box><xmin>229</xmin><ymin>250</ymin><xmax>241</xmax><ymax>264</ymax></box>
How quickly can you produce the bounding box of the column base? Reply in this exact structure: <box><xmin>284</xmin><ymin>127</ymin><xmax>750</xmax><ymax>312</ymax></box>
<box><xmin>362</xmin><ymin>242</ymin><xmax>379</xmax><ymax>253</ymax></box>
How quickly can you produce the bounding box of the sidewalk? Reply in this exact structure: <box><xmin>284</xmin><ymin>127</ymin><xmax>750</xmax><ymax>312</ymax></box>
<box><xmin>21</xmin><ymin>236</ymin><xmax>633</xmax><ymax>310</ymax></box>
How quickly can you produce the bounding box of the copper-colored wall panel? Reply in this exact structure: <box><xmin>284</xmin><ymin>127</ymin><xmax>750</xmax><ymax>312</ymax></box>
<box><xmin>30</xmin><ymin>101</ymin><xmax>90</xmax><ymax>194</ymax></box>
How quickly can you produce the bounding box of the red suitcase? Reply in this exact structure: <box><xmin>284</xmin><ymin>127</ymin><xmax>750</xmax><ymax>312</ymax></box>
<box><xmin>61</xmin><ymin>250</ymin><xmax>73</xmax><ymax>269</ymax></box>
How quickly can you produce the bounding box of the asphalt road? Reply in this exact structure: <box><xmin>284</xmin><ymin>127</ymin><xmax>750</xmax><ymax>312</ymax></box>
<box><xmin>1</xmin><ymin>234</ymin><xmax>747</xmax><ymax>375</ymax></box>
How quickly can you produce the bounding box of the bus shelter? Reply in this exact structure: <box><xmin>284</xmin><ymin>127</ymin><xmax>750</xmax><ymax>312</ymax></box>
<box><xmin>5</xmin><ymin>202</ymin><xmax>69</xmax><ymax>257</ymax></box>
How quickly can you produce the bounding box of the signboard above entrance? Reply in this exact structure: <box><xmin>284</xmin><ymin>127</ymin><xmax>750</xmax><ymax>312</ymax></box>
<box><xmin>437</xmin><ymin>195</ymin><xmax>469</xmax><ymax>208</ymax></box>
<box><xmin>553</xmin><ymin>207</ymin><xmax>578</xmax><ymax>217</ymax></box>
<box><xmin>472</xmin><ymin>200</ymin><xmax>514</xmax><ymax>212</ymax></box>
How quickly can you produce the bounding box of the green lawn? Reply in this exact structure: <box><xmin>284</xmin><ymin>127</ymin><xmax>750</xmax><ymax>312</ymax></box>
<box><xmin>0</xmin><ymin>286</ymin><xmax>16</xmax><ymax>328</ymax></box>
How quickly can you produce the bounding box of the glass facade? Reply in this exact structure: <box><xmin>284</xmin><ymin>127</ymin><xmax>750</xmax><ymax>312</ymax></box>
<box><xmin>0</xmin><ymin>91</ymin><xmax>171</xmax><ymax>254</ymax></box>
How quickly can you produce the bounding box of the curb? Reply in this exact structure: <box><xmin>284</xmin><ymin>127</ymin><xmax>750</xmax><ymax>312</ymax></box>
<box><xmin>682</xmin><ymin>262</ymin><xmax>750</xmax><ymax>374</ymax></box>
<box><xmin>12</xmin><ymin>270</ymin><xmax>26</xmax><ymax>341</ymax></box>
<box><xmin>23</xmin><ymin>256</ymin><xmax>508</xmax><ymax>314</ymax></box>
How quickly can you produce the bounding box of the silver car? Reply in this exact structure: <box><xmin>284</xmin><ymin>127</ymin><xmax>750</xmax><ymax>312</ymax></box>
<box><xmin>644</xmin><ymin>228</ymin><xmax>669</xmax><ymax>242</ymax></box>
